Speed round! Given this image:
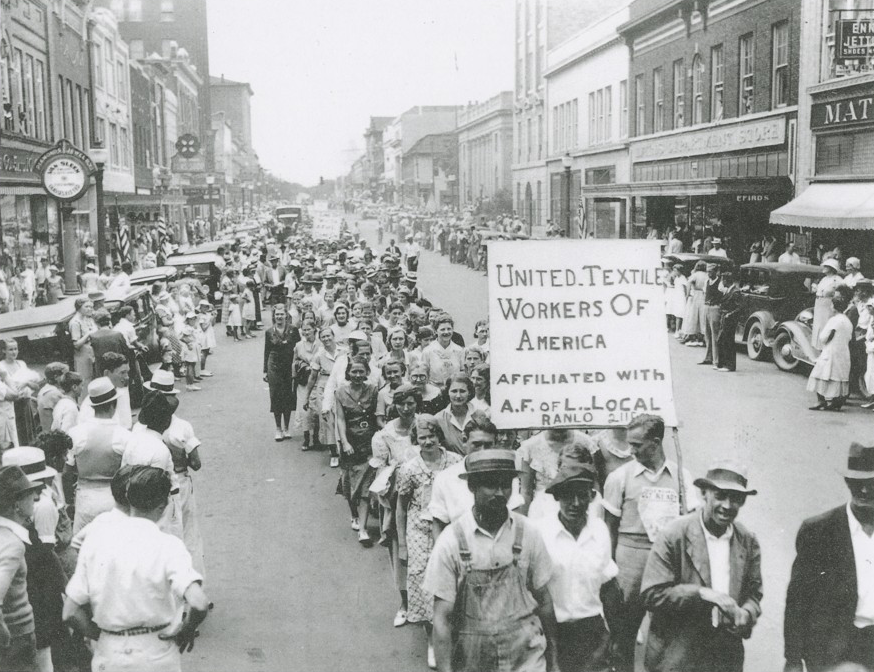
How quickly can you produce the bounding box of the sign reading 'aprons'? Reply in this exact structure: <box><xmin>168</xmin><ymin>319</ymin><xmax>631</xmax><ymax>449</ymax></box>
<box><xmin>487</xmin><ymin>240</ymin><xmax>678</xmax><ymax>429</ymax></box>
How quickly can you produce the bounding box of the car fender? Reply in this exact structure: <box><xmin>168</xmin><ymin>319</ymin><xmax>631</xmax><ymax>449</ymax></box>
<box><xmin>745</xmin><ymin>311</ymin><xmax>778</xmax><ymax>344</ymax></box>
<box><xmin>775</xmin><ymin>321</ymin><xmax>818</xmax><ymax>365</ymax></box>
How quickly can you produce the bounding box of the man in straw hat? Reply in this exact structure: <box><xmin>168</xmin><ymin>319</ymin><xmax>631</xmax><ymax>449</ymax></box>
<box><xmin>535</xmin><ymin>445</ymin><xmax>621</xmax><ymax>672</ymax></box>
<box><xmin>64</xmin><ymin>377</ymin><xmax>132</xmax><ymax>533</ymax></box>
<box><xmin>640</xmin><ymin>460</ymin><xmax>762</xmax><ymax>672</ymax></box>
<box><xmin>63</xmin><ymin>466</ymin><xmax>209</xmax><ymax>671</ymax></box>
<box><xmin>785</xmin><ymin>442</ymin><xmax>874</xmax><ymax>672</ymax></box>
<box><xmin>0</xmin><ymin>465</ymin><xmax>43</xmax><ymax>671</ymax></box>
<box><xmin>424</xmin><ymin>449</ymin><xmax>559</xmax><ymax>672</ymax></box>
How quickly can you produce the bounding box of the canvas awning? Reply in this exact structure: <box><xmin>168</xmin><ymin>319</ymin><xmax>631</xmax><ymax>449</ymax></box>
<box><xmin>770</xmin><ymin>182</ymin><xmax>874</xmax><ymax>230</ymax></box>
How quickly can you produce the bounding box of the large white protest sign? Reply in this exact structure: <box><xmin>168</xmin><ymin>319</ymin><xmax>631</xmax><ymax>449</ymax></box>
<box><xmin>311</xmin><ymin>212</ymin><xmax>342</xmax><ymax>240</ymax></box>
<box><xmin>488</xmin><ymin>239</ymin><xmax>678</xmax><ymax>429</ymax></box>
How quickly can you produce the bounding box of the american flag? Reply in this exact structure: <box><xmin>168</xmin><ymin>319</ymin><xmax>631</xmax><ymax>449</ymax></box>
<box><xmin>577</xmin><ymin>197</ymin><xmax>588</xmax><ymax>239</ymax></box>
<box><xmin>116</xmin><ymin>225</ymin><xmax>130</xmax><ymax>261</ymax></box>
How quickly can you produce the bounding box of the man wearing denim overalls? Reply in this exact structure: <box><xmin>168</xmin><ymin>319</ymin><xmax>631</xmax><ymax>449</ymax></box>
<box><xmin>424</xmin><ymin>449</ymin><xmax>561</xmax><ymax>672</ymax></box>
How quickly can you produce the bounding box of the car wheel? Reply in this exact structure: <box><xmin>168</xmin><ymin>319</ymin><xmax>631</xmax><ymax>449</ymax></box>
<box><xmin>746</xmin><ymin>322</ymin><xmax>769</xmax><ymax>361</ymax></box>
<box><xmin>772</xmin><ymin>331</ymin><xmax>799</xmax><ymax>371</ymax></box>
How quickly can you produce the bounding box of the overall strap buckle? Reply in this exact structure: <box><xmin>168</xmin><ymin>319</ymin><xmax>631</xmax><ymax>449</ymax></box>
<box><xmin>511</xmin><ymin>517</ymin><xmax>525</xmax><ymax>566</ymax></box>
<box><xmin>453</xmin><ymin>522</ymin><xmax>473</xmax><ymax>574</ymax></box>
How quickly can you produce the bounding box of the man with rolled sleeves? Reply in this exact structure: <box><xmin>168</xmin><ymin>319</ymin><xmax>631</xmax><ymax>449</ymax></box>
<box><xmin>700</xmin><ymin>264</ymin><xmax>724</xmax><ymax>367</ymax></box>
<box><xmin>602</xmin><ymin>414</ymin><xmax>698</xmax><ymax>672</ymax></box>
<box><xmin>424</xmin><ymin>449</ymin><xmax>560</xmax><ymax>672</ymax></box>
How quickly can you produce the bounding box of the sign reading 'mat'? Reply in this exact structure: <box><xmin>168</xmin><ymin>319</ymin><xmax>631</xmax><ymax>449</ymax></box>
<box><xmin>487</xmin><ymin>240</ymin><xmax>678</xmax><ymax>430</ymax></box>
<box><xmin>811</xmin><ymin>94</ymin><xmax>874</xmax><ymax>129</ymax></box>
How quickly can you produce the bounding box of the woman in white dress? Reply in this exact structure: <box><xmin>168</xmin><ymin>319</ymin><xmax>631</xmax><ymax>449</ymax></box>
<box><xmin>808</xmin><ymin>293</ymin><xmax>853</xmax><ymax>411</ymax></box>
<box><xmin>811</xmin><ymin>259</ymin><xmax>844</xmax><ymax>349</ymax></box>
<box><xmin>669</xmin><ymin>265</ymin><xmax>688</xmax><ymax>338</ymax></box>
<box><xmin>0</xmin><ymin>340</ymin><xmax>41</xmax><ymax>445</ymax></box>
<box><xmin>681</xmin><ymin>261</ymin><xmax>708</xmax><ymax>346</ymax></box>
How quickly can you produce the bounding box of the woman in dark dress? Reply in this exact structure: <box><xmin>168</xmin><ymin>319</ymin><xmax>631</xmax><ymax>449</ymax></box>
<box><xmin>334</xmin><ymin>355</ymin><xmax>379</xmax><ymax>545</ymax></box>
<box><xmin>263</xmin><ymin>303</ymin><xmax>300</xmax><ymax>441</ymax></box>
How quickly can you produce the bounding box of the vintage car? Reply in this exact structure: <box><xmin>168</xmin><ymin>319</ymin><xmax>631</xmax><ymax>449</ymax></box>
<box><xmin>164</xmin><ymin>251</ymin><xmax>223</xmax><ymax>303</ymax></box>
<box><xmin>130</xmin><ymin>265</ymin><xmax>178</xmax><ymax>287</ymax></box>
<box><xmin>661</xmin><ymin>252</ymin><xmax>735</xmax><ymax>277</ymax></box>
<box><xmin>733</xmin><ymin>263</ymin><xmax>822</xmax><ymax>361</ymax></box>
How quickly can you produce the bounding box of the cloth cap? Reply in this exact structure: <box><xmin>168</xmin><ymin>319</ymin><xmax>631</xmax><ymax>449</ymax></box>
<box><xmin>184</xmin><ymin>265</ymin><xmax>196</xmax><ymax>273</ymax></box>
<box><xmin>846</xmin><ymin>257</ymin><xmax>861</xmax><ymax>269</ymax></box>
<box><xmin>348</xmin><ymin>330</ymin><xmax>369</xmax><ymax>342</ymax></box>
<box><xmin>88</xmin><ymin>377</ymin><xmax>118</xmax><ymax>406</ymax></box>
<box><xmin>88</xmin><ymin>291</ymin><xmax>105</xmax><ymax>302</ymax></box>
<box><xmin>0</xmin><ymin>466</ymin><xmax>43</xmax><ymax>505</ymax></box>
<box><xmin>144</xmin><ymin>369</ymin><xmax>179</xmax><ymax>395</ymax></box>
<box><xmin>821</xmin><ymin>259</ymin><xmax>841</xmax><ymax>272</ymax></box>
<box><xmin>185</xmin><ymin>312</ymin><xmax>197</xmax><ymax>320</ymax></box>
<box><xmin>841</xmin><ymin>442</ymin><xmax>874</xmax><ymax>479</ymax></box>
<box><xmin>545</xmin><ymin>456</ymin><xmax>597</xmax><ymax>495</ymax></box>
<box><xmin>693</xmin><ymin>460</ymin><xmax>758</xmax><ymax>495</ymax></box>
<box><xmin>459</xmin><ymin>449</ymin><xmax>521</xmax><ymax>480</ymax></box>
<box><xmin>2</xmin><ymin>447</ymin><xmax>57</xmax><ymax>481</ymax></box>
<box><xmin>712</xmin><ymin>237</ymin><xmax>722</xmax><ymax>244</ymax></box>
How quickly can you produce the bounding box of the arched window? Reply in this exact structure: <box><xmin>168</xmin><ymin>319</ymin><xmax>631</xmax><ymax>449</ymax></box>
<box><xmin>691</xmin><ymin>54</ymin><xmax>705</xmax><ymax>125</ymax></box>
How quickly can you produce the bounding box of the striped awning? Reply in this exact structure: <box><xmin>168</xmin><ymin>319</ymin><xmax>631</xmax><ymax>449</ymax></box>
<box><xmin>770</xmin><ymin>182</ymin><xmax>874</xmax><ymax>230</ymax></box>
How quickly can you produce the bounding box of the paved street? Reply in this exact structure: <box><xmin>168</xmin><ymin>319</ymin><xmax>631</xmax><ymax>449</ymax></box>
<box><xmin>182</xmin><ymin>216</ymin><xmax>870</xmax><ymax>672</ymax></box>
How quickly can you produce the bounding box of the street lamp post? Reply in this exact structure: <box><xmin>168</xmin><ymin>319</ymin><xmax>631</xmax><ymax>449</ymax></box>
<box><xmin>562</xmin><ymin>152</ymin><xmax>572</xmax><ymax>237</ymax></box>
<box><xmin>90</xmin><ymin>144</ymin><xmax>110</xmax><ymax>270</ymax></box>
<box><xmin>206</xmin><ymin>174</ymin><xmax>216</xmax><ymax>239</ymax></box>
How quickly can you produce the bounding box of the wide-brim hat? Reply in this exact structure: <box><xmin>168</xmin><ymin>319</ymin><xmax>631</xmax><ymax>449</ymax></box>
<box><xmin>0</xmin><ymin>466</ymin><xmax>43</xmax><ymax>504</ymax></box>
<box><xmin>144</xmin><ymin>369</ymin><xmax>179</xmax><ymax>394</ymax></box>
<box><xmin>288</xmin><ymin>259</ymin><xmax>302</xmax><ymax>268</ymax></box>
<box><xmin>405</xmin><ymin>272</ymin><xmax>418</xmax><ymax>282</ymax></box>
<box><xmin>2</xmin><ymin>447</ymin><xmax>57</xmax><ymax>481</ymax></box>
<box><xmin>693</xmin><ymin>460</ymin><xmax>758</xmax><ymax>495</ymax></box>
<box><xmin>88</xmin><ymin>377</ymin><xmax>118</xmax><ymax>406</ymax></box>
<box><xmin>840</xmin><ymin>442</ymin><xmax>874</xmax><ymax>479</ymax></box>
<box><xmin>88</xmin><ymin>291</ymin><xmax>105</xmax><ymax>302</ymax></box>
<box><xmin>459</xmin><ymin>449</ymin><xmax>521</xmax><ymax>480</ymax></box>
<box><xmin>821</xmin><ymin>258</ymin><xmax>841</xmax><ymax>272</ymax></box>
<box><xmin>184</xmin><ymin>265</ymin><xmax>196</xmax><ymax>273</ymax></box>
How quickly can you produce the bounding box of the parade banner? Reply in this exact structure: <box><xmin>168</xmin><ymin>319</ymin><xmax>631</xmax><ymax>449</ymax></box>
<box><xmin>311</xmin><ymin>212</ymin><xmax>342</xmax><ymax>240</ymax></box>
<box><xmin>488</xmin><ymin>239</ymin><xmax>678</xmax><ymax>429</ymax></box>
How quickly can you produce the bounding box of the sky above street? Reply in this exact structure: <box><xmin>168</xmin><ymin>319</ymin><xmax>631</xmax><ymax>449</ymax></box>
<box><xmin>206</xmin><ymin>0</ymin><xmax>514</xmax><ymax>187</ymax></box>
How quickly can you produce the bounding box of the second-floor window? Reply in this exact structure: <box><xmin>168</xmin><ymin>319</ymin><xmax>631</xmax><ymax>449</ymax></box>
<box><xmin>772</xmin><ymin>21</ymin><xmax>789</xmax><ymax>108</ymax></box>
<box><xmin>673</xmin><ymin>59</ymin><xmax>684</xmax><ymax>128</ymax></box>
<box><xmin>127</xmin><ymin>0</ymin><xmax>143</xmax><ymax>21</ymax></box>
<box><xmin>653</xmin><ymin>68</ymin><xmax>664</xmax><ymax>132</ymax></box>
<box><xmin>160</xmin><ymin>0</ymin><xmax>175</xmax><ymax>22</ymax></box>
<box><xmin>129</xmin><ymin>40</ymin><xmax>144</xmax><ymax>60</ymax></box>
<box><xmin>691</xmin><ymin>55</ymin><xmax>704</xmax><ymax>124</ymax></box>
<box><xmin>110</xmin><ymin>123</ymin><xmax>119</xmax><ymax>165</ymax></box>
<box><xmin>619</xmin><ymin>79</ymin><xmax>628</xmax><ymax>138</ymax></box>
<box><xmin>635</xmin><ymin>74</ymin><xmax>645</xmax><ymax>135</ymax></box>
<box><xmin>739</xmin><ymin>34</ymin><xmax>755</xmax><ymax>115</ymax></box>
<box><xmin>711</xmin><ymin>45</ymin><xmax>724</xmax><ymax>121</ymax></box>
<box><xmin>104</xmin><ymin>39</ymin><xmax>115</xmax><ymax>97</ymax></box>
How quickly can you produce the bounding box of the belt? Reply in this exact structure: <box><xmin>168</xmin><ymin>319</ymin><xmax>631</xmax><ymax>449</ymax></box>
<box><xmin>101</xmin><ymin>623</ymin><xmax>170</xmax><ymax>636</ymax></box>
<box><xmin>170</xmin><ymin>488</ymin><xmax>180</xmax><ymax>495</ymax></box>
<box><xmin>174</xmin><ymin>467</ymin><xmax>189</xmax><ymax>474</ymax></box>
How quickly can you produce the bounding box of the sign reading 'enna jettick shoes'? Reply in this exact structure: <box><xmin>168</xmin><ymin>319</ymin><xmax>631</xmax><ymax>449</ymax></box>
<box><xmin>33</xmin><ymin>139</ymin><xmax>98</xmax><ymax>202</ymax></box>
<box><xmin>487</xmin><ymin>239</ymin><xmax>678</xmax><ymax>430</ymax></box>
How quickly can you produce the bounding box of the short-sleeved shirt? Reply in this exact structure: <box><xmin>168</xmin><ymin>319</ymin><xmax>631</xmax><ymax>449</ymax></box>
<box><xmin>602</xmin><ymin>459</ymin><xmax>699</xmax><ymax>549</ymax></box>
<box><xmin>429</xmin><ymin>460</ymin><xmax>526</xmax><ymax>525</ymax></box>
<box><xmin>535</xmin><ymin>514</ymin><xmax>617</xmax><ymax>622</ymax></box>
<box><xmin>163</xmin><ymin>415</ymin><xmax>201</xmax><ymax>473</ymax></box>
<box><xmin>65</xmin><ymin>515</ymin><xmax>202</xmax><ymax>632</ymax></box>
<box><xmin>122</xmin><ymin>425</ymin><xmax>173</xmax><ymax>475</ymax></box>
<box><xmin>423</xmin><ymin>511</ymin><xmax>553</xmax><ymax>605</ymax></box>
<box><xmin>420</xmin><ymin>340</ymin><xmax>464</xmax><ymax>387</ymax></box>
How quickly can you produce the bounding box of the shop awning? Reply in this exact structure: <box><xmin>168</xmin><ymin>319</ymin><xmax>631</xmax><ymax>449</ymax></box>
<box><xmin>106</xmin><ymin>192</ymin><xmax>188</xmax><ymax>206</ymax></box>
<box><xmin>770</xmin><ymin>182</ymin><xmax>874</xmax><ymax>229</ymax></box>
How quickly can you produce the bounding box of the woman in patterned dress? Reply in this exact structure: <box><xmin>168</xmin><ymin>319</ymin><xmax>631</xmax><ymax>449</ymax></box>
<box><xmin>292</xmin><ymin>320</ymin><xmax>319</xmax><ymax>448</ymax></box>
<box><xmin>305</xmin><ymin>326</ymin><xmax>340</xmax><ymax>466</ymax></box>
<box><xmin>396</xmin><ymin>414</ymin><xmax>462</xmax><ymax>666</ymax></box>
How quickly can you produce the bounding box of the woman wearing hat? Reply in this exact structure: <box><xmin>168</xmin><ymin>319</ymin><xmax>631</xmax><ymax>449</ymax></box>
<box><xmin>812</xmin><ymin>259</ymin><xmax>844</xmax><ymax>349</ymax></box>
<box><xmin>44</xmin><ymin>266</ymin><xmax>64</xmax><ymax>305</ymax></box>
<box><xmin>397</xmin><ymin>415</ymin><xmax>462</xmax><ymax>663</ymax></box>
<box><xmin>51</xmin><ymin>372</ymin><xmax>82</xmax><ymax>433</ymax></box>
<box><xmin>334</xmin><ymin>355</ymin><xmax>379</xmax><ymax>543</ymax></box>
<box><xmin>219</xmin><ymin>269</ymin><xmax>236</xmax><ymax>334</ymax></box>
<box><xmin>36</xmin><ymin>363</ymin><xmax>69</xmax><ymax>434</ymax></box>
<box><xmin>808</xmin><ymin>291</ymin><xmax>853</xmax><ymax>411</ymax></box>
<box><xmin>68</xmin><ymin>298</ymin><xmax>97</xmax><ymax>397</ymax></box>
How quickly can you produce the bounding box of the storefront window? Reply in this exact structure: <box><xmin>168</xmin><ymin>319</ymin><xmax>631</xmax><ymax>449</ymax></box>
<box><xmin>825</xmin><ymin>0</ymin><xmax>874</xmax><ymax>81</ymax></box>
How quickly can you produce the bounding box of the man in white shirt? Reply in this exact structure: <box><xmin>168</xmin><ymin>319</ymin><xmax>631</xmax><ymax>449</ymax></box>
<box><xmin>77</xmin><ymin>353</ymin><xmax>132</xmax><ymax>429</ymax></box>
<box><xmin>708</xmin><ymin>238</ymin><xmax>728</xmax><ymax>258</ymax></box>
<box><xmin>536</xmin><ymin>455</ymin><xmax>620</xmax><ymax>672</ymax></box>
<box><xmin>108</xmin><ymin>261</ymin><xmax>132</xmax><ymax>294</ymax></box>
<box><xmin>778</xmin><ymin>242</ymin><xmax>802</xmax><ymax>265</ymax></box>
<box><xmin>63</xmin><ymin>466</ymin><xmax>209</xmax><ymax>672</ymax></box>
<box><xmin>404</xmin><ymin>235</ymin><xmax>420</xmax><ymax>272</ymax></box>
<box><xmin>641</xmin><ymin>461</ymin><xmax>761</xmax><ymax>672</ymax></box>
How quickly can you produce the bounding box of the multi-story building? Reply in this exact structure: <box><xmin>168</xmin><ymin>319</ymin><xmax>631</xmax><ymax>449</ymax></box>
<box><xmin>210</xmin><ymin>75</ymin><xmax>253</xmax><ymax>151</ymax></box>
<box><xmin>0</xmin><ymin>0</ymin><xmax>57</xmax><ymax>274</ymax></box>
<box><xmin>457</xmin><ymin>92</ymin><xmax>514</xmax><ymax>212</ymax></box>
<box><xmin>545</xmin><ymin>3</ymin><xmax>631</xmax><ymax>238</ymax></box>
<box><xmin>770</xmin><ymin>0</ymin><xmax>874</xmax><ymax>267</ymax></box>
<box><xmin>363</xmin><ymin>116</ymin><xmax>392</xmax><ymax>199</ymax></box>
<box><xmin>512</xmin><ymin>0</ymin><xmax>618</xmax><ymax>230</ymax></box>
<box><xmin>620</xmin><ymin>0</ymin><xmax>800</xmax><ymax>260</ymax></box>
<box><xmin>382</xmin><ymin>106</ymin><xmax>460</xmax><ymax>205</ymax></box>
<box><xmin>402</xmin><ymin>132</ymin><xmax>459</xmax><ymax>209</ymax></box>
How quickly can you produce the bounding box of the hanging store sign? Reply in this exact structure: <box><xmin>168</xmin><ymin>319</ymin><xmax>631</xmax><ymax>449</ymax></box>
<box><xmin>811</xmin><ymin>93</ymin><xmax>874</xmax><ymax>129</ymax></box>
<box><xmin>33</xmin><ymin>139</ymin><xmax>97</xmax><ymax>202</ymax></box>
<box><xmin>835</xmin><ymin>19</ymin><xmax>874</xmax><ymax>62</ymax></box>
<box><xmin>487</xmin><ymin>239</ymin><xmax>678</xmax><ymax>430</ymax></box>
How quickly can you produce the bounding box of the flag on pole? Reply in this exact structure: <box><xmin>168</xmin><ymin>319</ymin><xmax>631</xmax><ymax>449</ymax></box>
<box><xmin>116</xmin><ymin>225</ymin><xmax>130</xmax><ymax>262</ymax></box>
<box><xmin>577</xmin><ymin>197</ymin><xmax>588</xmax><ymax>239</ymax></box>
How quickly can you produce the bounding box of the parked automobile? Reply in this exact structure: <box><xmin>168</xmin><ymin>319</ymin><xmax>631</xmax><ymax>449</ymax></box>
<box><xmin>661</xmin><ymin>253</ymin><xmax>735</xmax><ymax>277</ymax></box>
<box><xmin>734</xmin><ymin>263</ymin><xmax>821</xmax><ymax>361</ymax></box>
<box><xmin>164</xmin><ymin>251</ymin><xmax>223</xmax><ymax>304</ymax></box>
<box><xmin>130</xmin><ymin>265</ymin><xmax>178</xmax><ymax>287</ymax></box>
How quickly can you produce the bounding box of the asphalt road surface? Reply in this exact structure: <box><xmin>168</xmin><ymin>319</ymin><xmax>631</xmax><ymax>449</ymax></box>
<box><xmin>183</xmin><ymin>215</ymin><xmax>869</xmax><ymax>672</ymax></box>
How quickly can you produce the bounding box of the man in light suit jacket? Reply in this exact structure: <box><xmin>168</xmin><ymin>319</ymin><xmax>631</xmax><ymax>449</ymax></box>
<box><xmin>261</xmin><ymin>255</ymin><xmax>286</xmax><ymax>306</ymax></box>
<box><xmin>641</xmin><ymin>461</ymin><xmax>762</xmax><ymax>672</ymax></box>
<box><xmin>784</xmin><ymin>442</ymin><xmax>874</xmax><ymax>672</ymax></box>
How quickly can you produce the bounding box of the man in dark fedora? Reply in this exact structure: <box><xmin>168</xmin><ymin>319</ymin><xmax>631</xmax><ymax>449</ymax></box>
<box><xmin>536</xmin><ymin>447</ymin><xmax>621</xmax><ymax>672</ymax></box>
<box><xmin>0</xmin><ymin>465</ymin><xmax>43</xmax><ymax>671</ymax></box>
<box><xmin>641</xmin><ymin>460</ymin><xmax>762</xmax><ymax>672</ymax></box>
<box><xmin>785</xmin><ymin>442</ymin><xmax>874</xmax><ymax>672</ymax></box>
<box><xmin>424</xmin><ymin>449</ymin><xmax>559</xmax><ymax>672</ymax></box>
